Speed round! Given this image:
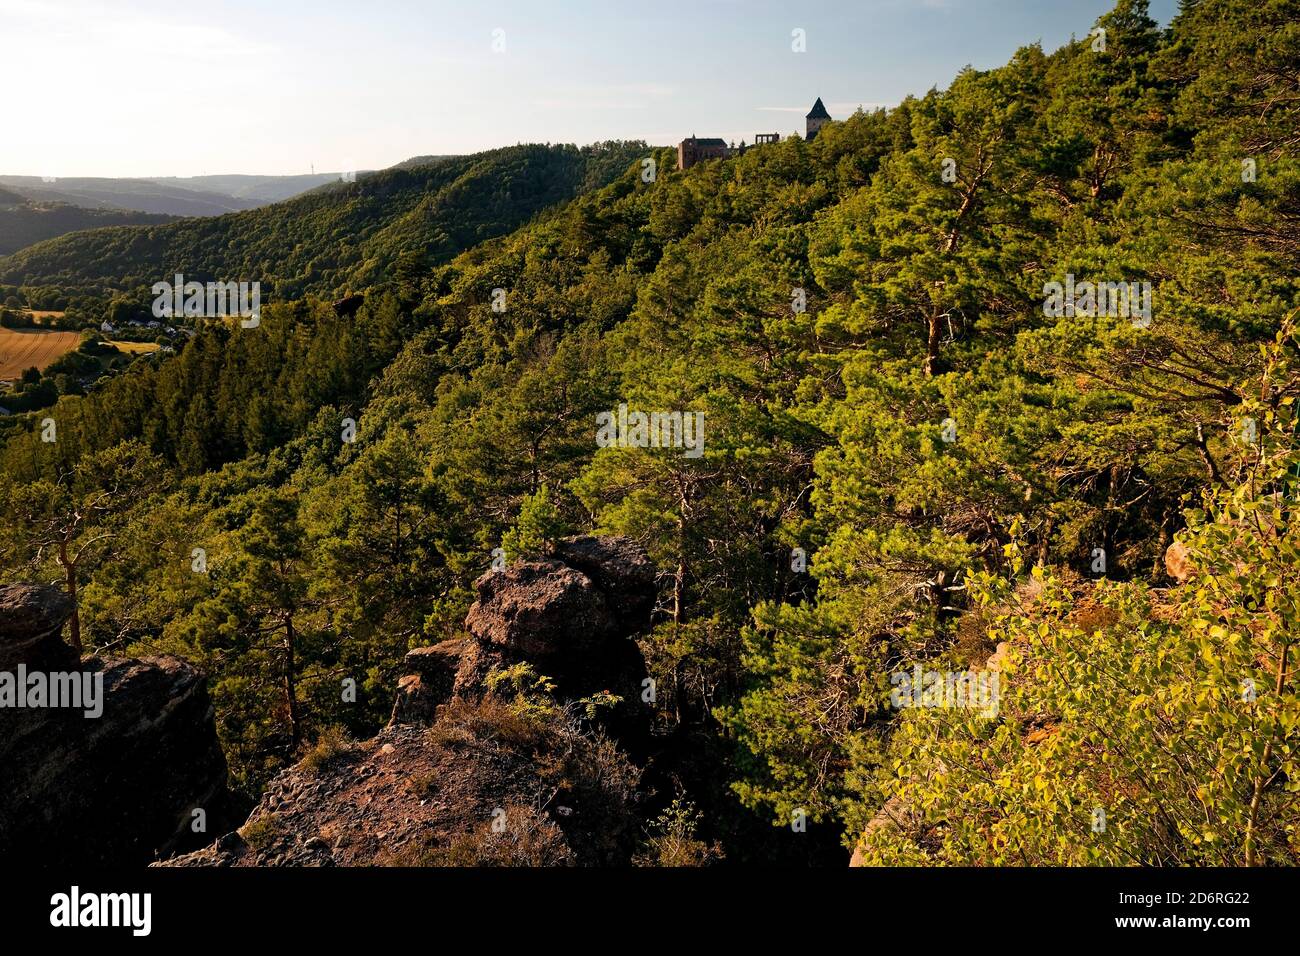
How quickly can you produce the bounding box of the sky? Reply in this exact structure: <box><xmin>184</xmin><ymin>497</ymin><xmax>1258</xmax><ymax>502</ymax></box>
<box><xmin>1</xmin><ymin>0</ymin><xmax>1180</xmax><ymax>178</ymax></box>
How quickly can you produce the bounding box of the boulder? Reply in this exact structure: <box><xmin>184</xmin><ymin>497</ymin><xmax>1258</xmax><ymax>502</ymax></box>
<box><xmin>465</xmin><ymin>559</ymin><xmax>616</xmax><ymax>663</ymax></box>
<box><xmin>0</xmin><ymin>583</ymin><xmax>232</xmax><ymax>866</ymax></box>
<box><xmin>395</xmin><ymin>536</ymin><xmax>657</xmax><ymax>751</ymax></box>
<box><xmin>1165</xmin><ymin>540</ymin><xmax>1195</xmax><ymax>583</ymax></box>
<box><xmin>389</xmin><ymin>639</ymin><xmax>472</xmax><ymax>726</ymax></box>
<box><xmin>0</xmin><ymin>583</ymin><xmax>78</xmax><ymax>671</ymax></box>
<box><xmin>459</xmin><ymin>537</ymin><xmax>656</xmax><ymax>751</ymax></box>
<box><xmin>553</xmin><ymin>535</ymin><xmax>657</xmax><ymax>630</ymax></box>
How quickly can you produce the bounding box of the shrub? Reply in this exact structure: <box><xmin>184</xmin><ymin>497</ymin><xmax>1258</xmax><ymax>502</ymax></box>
<box><xmin>299</xmin><ymin>726</ymin><xmax>358</xmax><ymax>773</ymax></box>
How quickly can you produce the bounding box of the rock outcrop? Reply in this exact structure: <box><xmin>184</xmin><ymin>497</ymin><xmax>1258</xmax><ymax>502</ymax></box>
<box><xmin>388</xmin><ymin>639</ymin><xmax>471</xmax><ymax>725</ymax></box>
<box><xmin>161</xmin><ymin>709</ymin><xmax>641</xmax><ymax>867</ymax></box>
<box><xmin>849</xmin><ymin>797</ymin><xmax>909</xmax><ymax>867</ymax></box>
<box><xmin>394</xmin><ymin>535</ymin><xmax>656</xmax><ymax>747</ymax></box>
<box><xmin>171</xmin><ymin>535</ymin><xmax>658</xmax><ymax>867</ymax></box>
<box><xmin>0</xmin><ymin>583</ymin><xmax>231</xmax><ymax>866</ymax></box>
<box><xmin>0</xmin><ymin>583</ymin><xmax>77</xmax><ymax>672</ymax></box>
<box><xmin>332</xmin><ymin>293</ymin><xmax>365</xmax><ymax>318</ymax></box>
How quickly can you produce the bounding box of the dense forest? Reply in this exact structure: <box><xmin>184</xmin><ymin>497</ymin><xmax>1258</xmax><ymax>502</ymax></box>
<box><xmin>0</xmin><ymin>187</ymin><xmax>175</xmax><ymax>257</ymax></box>
<box><xmin>0</xmin><ymin>143</ymin><xmax>649</xmax><ymax>300</ymax></box>
<box><xmin>1</xmin><ymin>0</ymin><xmax>1296</xmax><ymax>865</ymax></box>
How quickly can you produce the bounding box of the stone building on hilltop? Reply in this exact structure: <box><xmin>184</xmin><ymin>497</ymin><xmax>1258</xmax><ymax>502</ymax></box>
<box><xmin>805</xmin><ymin>96</ymin><xmax>831</xmax><ymax>140</ymax></box>
<box><xmin>677</xmin><ymin>99</ymin><xmax>832</xmax><ymax>170</ymax></box>
<box><xmin>676</xmin><ymin>136</ymin><xmax>730</xmax><ymax>171</ymax></box>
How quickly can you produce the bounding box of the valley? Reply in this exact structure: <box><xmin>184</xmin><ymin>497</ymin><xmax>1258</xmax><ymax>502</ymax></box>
<box><xmin>0</xmin><ymin>0</ymin><xmax>1295</xmax><ymax>889</ymax></box>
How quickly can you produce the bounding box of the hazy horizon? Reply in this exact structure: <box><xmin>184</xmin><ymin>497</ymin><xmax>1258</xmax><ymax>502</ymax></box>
<box><xmin>3</xmin><ymin>0</ymin><xmax>1177</xmax><ymax>179</ymax></box>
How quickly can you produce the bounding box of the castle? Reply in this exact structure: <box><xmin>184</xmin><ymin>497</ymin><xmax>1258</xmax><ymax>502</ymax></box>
<box><xmin>677</xmin><ymin>98</ymin><xmax>831</xmax><ymax>170</ymax></box>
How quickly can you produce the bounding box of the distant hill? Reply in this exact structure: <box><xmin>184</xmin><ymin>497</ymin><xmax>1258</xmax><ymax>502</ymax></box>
<box><xmin>0</xmin><ymin>171</ymin><xmax>350</xmax><ymax>218</ymax></box>
<box><xmin>144</xmin><ymin>173</ymin><xmax>352</xmax><ymax>205</ymax></box>
<box><xmin>0</xmin><ymin>142</ymin><xmax>650</xmax><ymax>300</ymax></box>
<box><xmin>0</xmin><ymin>187</ymin><xmax>175</xmax><ymax>256</ymax></box>
<box><xmin>0</xmin><ymin>176</ymin><xmax>266</xmax><ymax>217</ymax></box>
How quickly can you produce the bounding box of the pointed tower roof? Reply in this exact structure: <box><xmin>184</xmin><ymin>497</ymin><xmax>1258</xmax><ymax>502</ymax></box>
<box><xmin>806</xmin><ymin>97</ymin><xmax>831</xmax><ymax>120</ymax></box>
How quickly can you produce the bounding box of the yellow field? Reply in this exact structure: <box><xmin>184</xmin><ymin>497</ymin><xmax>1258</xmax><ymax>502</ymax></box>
<box><xmin>108</xmin><ymin>340</ymin><xmax>160</xmax><ymax>354</ymax></box>
<box><xmin>0</xmin><ymin>327</ymin><xmax>81</xmax><ymax>379</ymax></box>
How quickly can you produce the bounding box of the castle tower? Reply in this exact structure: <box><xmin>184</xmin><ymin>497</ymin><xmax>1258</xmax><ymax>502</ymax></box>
<box><xmin>806</xmin><ymin>97</ymin><xmax>831</xmax><ymax>140</ymax></box>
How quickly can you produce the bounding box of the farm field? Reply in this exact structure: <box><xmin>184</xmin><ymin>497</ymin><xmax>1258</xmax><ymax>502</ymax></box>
<box><xmin>0</xmin><ymin>327</ymin><xmax>81</xmax><ymax>378</ymax></box>
<box><xmin>108</xmin><ymin>340</ymin><xmax>160</xmax><ymax>354</ymax></box>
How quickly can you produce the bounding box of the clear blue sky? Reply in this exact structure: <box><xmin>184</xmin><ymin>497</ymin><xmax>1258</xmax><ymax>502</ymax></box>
<box><xmin>1</xmin><ymin>0</ymin><xmax>1179</xmax><ymax>178</ymax></box>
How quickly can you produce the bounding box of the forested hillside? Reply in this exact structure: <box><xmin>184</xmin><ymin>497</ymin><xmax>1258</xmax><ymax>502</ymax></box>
<box><xmin>0</xmin><ymin>142</ymin><xmax>648</xmax><ymax>300</ymax></box>
<box><xmin>0</xmin><ymin>187</ymin><xmax>175</xmax><ymax>256</ymax></box>
<box><xmin>0</xmin><ymin>176</ymin><xmax>268</xmax><ymax>217</ymax></box>
<box><xmin>1</xmin><ymin>0</ymin><xmax>1296</xmax><ymax>865</ymax></box>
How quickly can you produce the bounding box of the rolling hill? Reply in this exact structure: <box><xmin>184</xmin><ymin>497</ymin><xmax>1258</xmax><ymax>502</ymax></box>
<box><xmin>0</xmin><ymin>176</ymin><xmax>268</xmax><ymax>217</ymax></box>
<box><xmin>0</xmin><ymin>142</ymin><xmax>650</xmax><ymax>301</ymax></box>
<box><xmin>144</xmin><ymin>173</ymin><xmax>364</xmax><ymax>205</ymax></box>
<box><xmin>0</xmin><ymin>186</ymin><xmax>176</xmax><ymax>256</ymax></box>
<box><xmin>0</xmin><ymin>172</ymin><xmax>351</xmax><ymax>217</ymax></box>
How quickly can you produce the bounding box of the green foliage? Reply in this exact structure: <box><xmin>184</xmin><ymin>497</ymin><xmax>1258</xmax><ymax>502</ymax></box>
<box><xmin>501</xmin><ymin>483</ymin><xmax>566</xmax><ymax>561</ymax></box>
<box><xmin>0</xmin><ymin>187</ymin><xmax>174</xmax><ymax>257</ymax></box>
<box><xmin>633</xmin><ymin>796</ymin><xmax>725</xmax><ymax>866</ymax></box>
<box><xmin>1</xmin><ymin>0</ymin><xmax>1295</xmax><ymax>864</ymax></box>
<box><xmin>854</xmin><ymin>462</ymin><xmax>1300</xmax><ymax>865</ymax></box>
<box><xmin>0</xmin><ymin>143</ymin><xmax>650</xmax><ymax>300</ymax></box>
<box><xmin>299</xmin><ymin>726</ymin><xmax>358</xmax><ymax>774</ymax></box>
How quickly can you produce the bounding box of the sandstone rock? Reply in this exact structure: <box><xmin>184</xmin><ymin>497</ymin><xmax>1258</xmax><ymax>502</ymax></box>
<box><xmin>389</xmin><ymin>674</ymin><xmax>437</xmax><ymax>725</ymax></box>
<box><xmin>0</xmin><ymin>583</ymin><xmax>231</xmax><ymax>866</ymax></box>
<box><xmin>460</xmin><ymin>538</ymin><xmax>656</xmax><ymax>746</ymax></box>
<box><xmin>0</xmin><ymin>655</ymin><xmax>232</xmax><ymax>866</ymax></box>
<box><xmin>554</xmin><ymin>535</ymin><xmax>656</xmax><ymax>630</ymax></box>
<box><xmin>451</xmin><ymin>638</ymin><xmax>502</xmax><ymax>699</ymax></box>
<box><xmin>403</xmin><ymin>639</ymin><xmax>469</xmax><ymax>699</ymax></box>
<box><xmin>0</xmin><ymin>583</ymin><xmax>78</xmax><ymax>671</ymax></box>
<box><xmin>849</xmin><ymin>797</ymin><xmax>906</xmax><ymax>867</ymax></box>
<box><xmin>162</xmin><ymin>714</ymin><xmax>640</xmax><ymax>867</ymax></box>
<box><xmin>394</xmin><ymin>536</ymin><xmax>657</xmax><ymax>754</ymax></box>
<box><xmin>169</xmin><ymin>536</ymin><xmax>660</xmax><ymax>869</ymax></box>
<box><xmin>465</xmin><ymin>559</ymin><xmax>616</xmax><ymax>662</ymax></box>
<box><xmin>986</xmin><ymin>641</ymin><xmax>1011</xmax><ymax>672</ymax></box>
<box><xmin>1165</xmin><ymin>539</ymin><xmax>1195</xmax><ymax>583</ymax></box>
<box><xmin>389</xmin><ymin>639</ymin><xmax>470</xmax><ymax>726</ymax></box>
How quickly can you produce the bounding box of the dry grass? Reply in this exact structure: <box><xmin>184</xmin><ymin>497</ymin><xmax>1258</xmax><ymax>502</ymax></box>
<box><xmin>383</xmin><ymin>802</ymin><xmax>574</xmax><ymax>867</ymax></box>
<box><xmin>299</xmin><ymin>726</ymin><xmax>358</xmax><ymax>773</ymax></box>
<box><xmin>107</xmin><ymin>340</ymin><xmax>160</xmax><ymax>354</ymax></box>
<box><xmin>0</xmin><ymin>327</ymin><xmax>81</xmax><ymax>378</ymax></box>
<box><xmin>239</xmin><ymin>813</ymin><xmax>283</xmax><ymax>851</ymax></box>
